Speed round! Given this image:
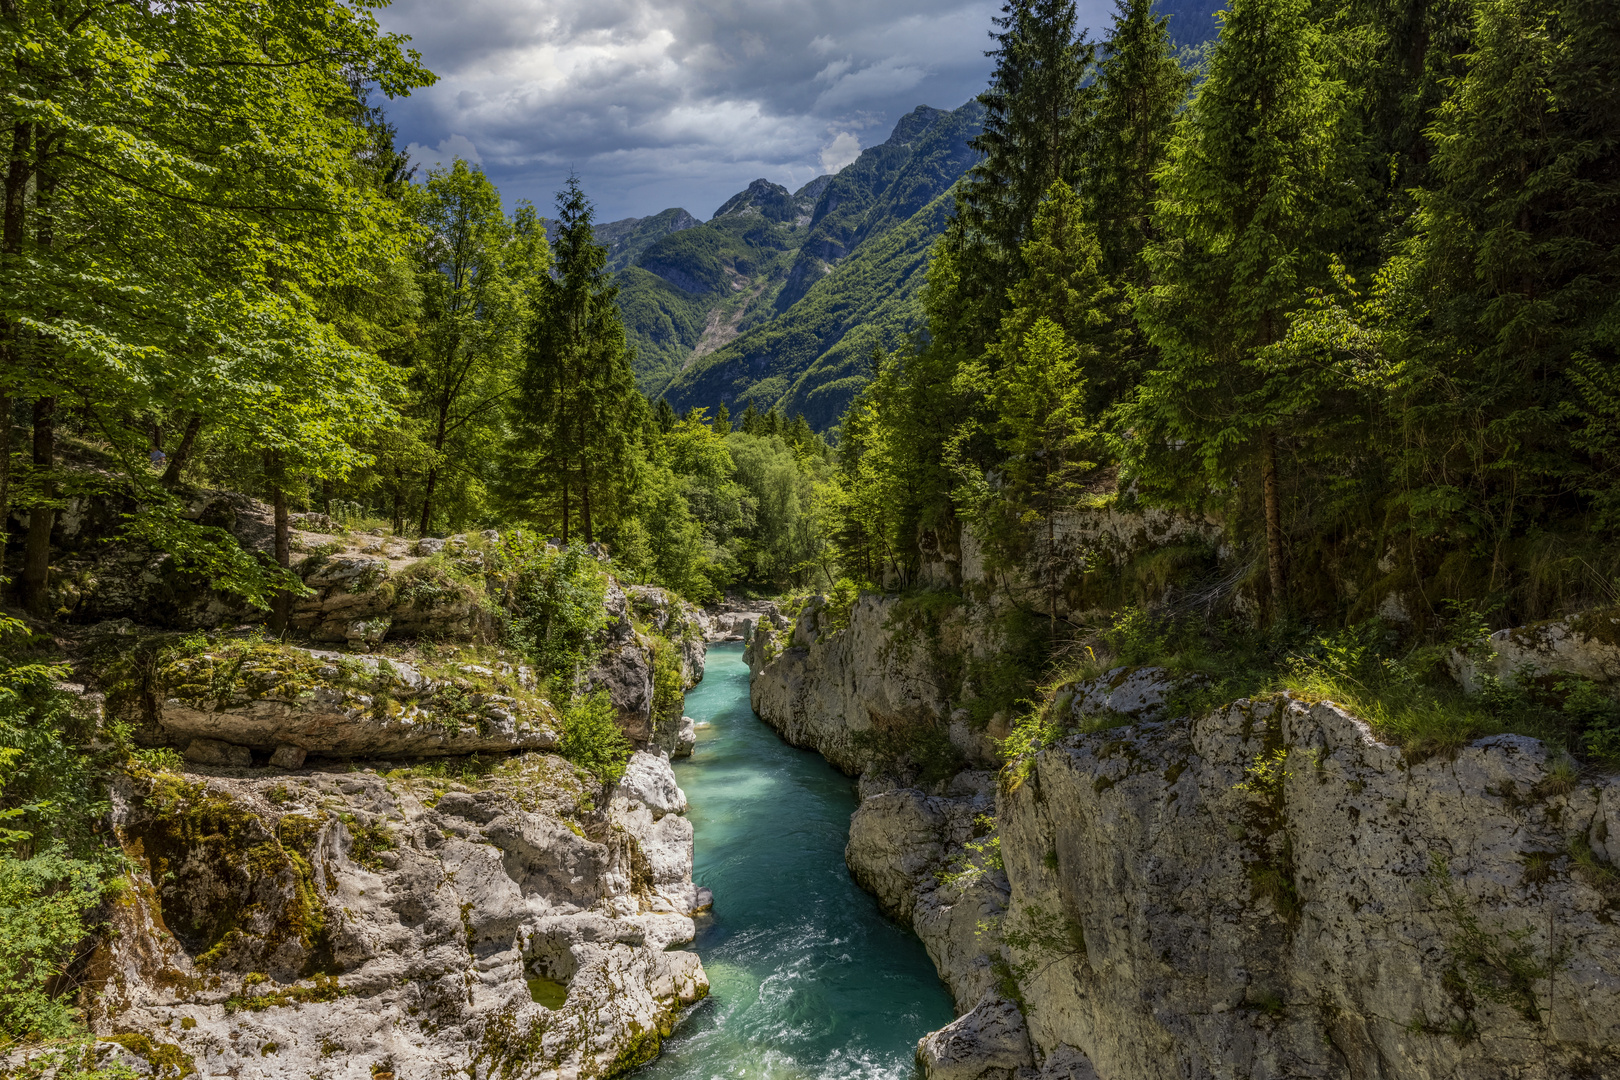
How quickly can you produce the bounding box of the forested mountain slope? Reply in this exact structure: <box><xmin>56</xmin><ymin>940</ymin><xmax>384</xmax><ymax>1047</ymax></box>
<box><xmin>654</xmin><ymin>102</ymin><xmax>986</xmax><ymax>426</ymax></box>
<box><xmin>589</xmin><ymin>102</ymin><xmax>981</xmax><ymax>406</ymax></box>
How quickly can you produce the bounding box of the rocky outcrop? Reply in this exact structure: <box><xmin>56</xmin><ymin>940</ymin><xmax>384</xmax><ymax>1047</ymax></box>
<box><xmin>917</xmin><ymin>997</ymin><xmax>1036</xmax><ymax>1080</ymax></box>
<box><xmin>747</xmin><ymin>593</ymin><xmax>954</xmax><ymax>774</ymax></box>
<box><xmin>699</xmin><ymin>599</ymin><xmax>781</xmax><ymax>642</ymax></box>
<box><xmin>1451</xmin><ymin>605</ymin><xmax>1620</xmax><ymax>692</ymax></box>
<box><xmin>79</xmin><ymin>749</ymin><xmax>708</xmax><ymax>1080</ymax></box>
<box><xmin>997</xmin><ymin>694</ymin><xmax>1620</xmax><ymax>1080</ymax></box>
<box><xmin>800</xmin><ymin>578</ymin><xmax>1620</xmax><ymax>1080</ymax></box>
<box><xmin>627</xmin><ymin>585</ymin><xmax>707</xmax><ymax>686</ymax></box>
<box><xmin>152</xmin><ymin>640</ymin><xmax>558</xmax><ymax>760</ymax></box>
<box><xmin>846</xmin><ymin>773</ymin><xmax>1011</xmax><ymax>1011</ymax></box>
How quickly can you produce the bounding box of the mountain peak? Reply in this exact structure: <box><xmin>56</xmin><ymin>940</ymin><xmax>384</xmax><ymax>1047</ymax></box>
<box><xmin>713</xmin><ymin>179</ymin><xmax>795</xmax><ymax>222</ymax></box>
<box><xmin>884</xmin><ymin>105</ymin><xmax>947</xmax><ymax>149</ymax></box>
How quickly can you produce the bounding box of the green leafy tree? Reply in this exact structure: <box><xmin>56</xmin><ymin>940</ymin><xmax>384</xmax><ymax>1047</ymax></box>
<box><xmin>0</xmin><ymin>0</ymin><xmax>433</xmax><ymax>614</ymax></box>
<box><xmin>408</xmin><ymin>160</ymin><xmax>548</xmax><ymax>536</ymax></box>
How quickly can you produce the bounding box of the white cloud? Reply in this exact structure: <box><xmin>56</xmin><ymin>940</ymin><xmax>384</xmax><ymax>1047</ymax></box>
<box><xmin>820</xmin><ymin>131</ymin><xmax>863</xmax><ymax>173</ymax></box>
<box><xmin>405</xmin><ymin>133</ymin><xmax>483</xmax><ymax>171</ymax></box>
<box><xmin>375</xmin><ymin>0</ymin><xmax>1122</xmax><ymax>218</ymax></box>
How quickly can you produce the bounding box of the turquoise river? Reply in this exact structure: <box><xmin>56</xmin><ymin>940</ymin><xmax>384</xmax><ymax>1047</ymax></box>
<box><xmin>634</xmin><ymin>642</ymin><xmax>954</xmax><ymax>1080</ymax></box>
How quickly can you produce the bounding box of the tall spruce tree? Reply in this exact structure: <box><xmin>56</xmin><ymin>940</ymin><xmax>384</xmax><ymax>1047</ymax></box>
<box><xmin>511</xmin><ymin>177</ymin><xmax>639</xmax><ymax>543</ymax></box>
<box><xmin>1127</xmin><ymin>0</ymin><xmax>1356</xmax><ymax>612</ymax></box>
<box><xmin>1399</xmin><ymin>0</ymin><xmax>1620</xmax><ymax>569</ymax></box>
<box><xmin>1088</xmin><ymin>0</ymin><xmax>1191</xmax><ymax>288</ymax></box>
<box><xmin>948</xmin><ymin>0</ymin><xmax>1098</xmax><ymax>354</ymax></box>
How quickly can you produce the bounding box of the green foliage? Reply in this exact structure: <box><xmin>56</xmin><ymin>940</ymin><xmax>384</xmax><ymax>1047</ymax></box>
<box><xmin>850</xmin><ymin>714</ymin><xmax>966</xmax><ymax>786</ymax></box>
<box><xmin>559</xmin><ymin>691</ymin><xmax>634</xmax><ymax>788</ymax></box>
<box><xmin>661</xmin><ymin>103</ymin><xmax>984</xmax><ymax>429</ymax></box>
<box><xmin>0</xmin><ymin>617</ymin><xmax>121</xmax><ymax>1048</ymax></box>
<box><xmin>649</xmin><ymin>635</ymin><xmax>686</xmax><ymax>738</ymax></box>
<box><xmin>937</xmin><ymin>814</ymin><xmax>1004</xmax><ymax>890</ymax></box>
<box><xmin>504</xmin><ymin>542</ymin><xmax>611</xmax><ymax>681</ymax></box>
<box><xmin>824</xmin><ymin>579</ymin><xmax>860</xmax><ymax>633</ymax></box>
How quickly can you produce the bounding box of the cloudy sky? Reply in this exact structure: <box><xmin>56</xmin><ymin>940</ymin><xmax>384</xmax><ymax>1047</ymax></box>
<box><xmin>376</xmin><ymin>0</ymin><xmax>1117</xmax><ymax>223</ymax></box>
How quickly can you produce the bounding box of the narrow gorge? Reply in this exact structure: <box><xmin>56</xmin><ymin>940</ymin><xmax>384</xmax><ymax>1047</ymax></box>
<box><xmin>745</xmin><ymin>510</ymin><xmax>1620</xmax><ymax>1080</ymax></box>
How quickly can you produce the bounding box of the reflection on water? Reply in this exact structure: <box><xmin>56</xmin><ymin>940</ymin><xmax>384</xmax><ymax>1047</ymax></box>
<box><xmin>635</xmin><ymin>643</ymin><xmax>952</xmax><ymax>1080</ymax></box>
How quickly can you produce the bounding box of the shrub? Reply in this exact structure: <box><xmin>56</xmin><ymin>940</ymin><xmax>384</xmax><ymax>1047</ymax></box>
<box><xmin>559</xmin><ymin>691</ymin><xmax>633</xmax><ymax>788</ymax></box>
<box><xmin>0</xmin><ymin>616</ymin><xmax>121</xmax><ymax>1048</ymax></box>
<box><xmin>504</xmin><ymin>541</ymin><xmax>610</xmax><ymax>681</ymax></box>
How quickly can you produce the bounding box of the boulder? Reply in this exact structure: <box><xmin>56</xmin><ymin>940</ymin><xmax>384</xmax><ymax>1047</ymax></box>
<box><xmin>916</xmin><ymin>997</ymin><xmax>1035</xmax><ymax>1080</ymax></box>
<box><xmin>183</xmin><ymin>737</ymin><xmax>250</xmax><ymax>767</ymax></box>
<box><xmin>268</xmin><ymin>744</ymin><xmax>306</xmax><ymax>769</ymax></box>
<box><xmin>1450</xmin><ymin>606</ymin><xmax>1620</xmax><ymax>691</ymax></box>
<box><xmin>672</xmin><ymin>715</ymin><xmax>696</xmax><ymax>758</ymax></box>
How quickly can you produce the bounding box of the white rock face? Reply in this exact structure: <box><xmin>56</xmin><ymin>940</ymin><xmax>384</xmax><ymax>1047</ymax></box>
<box><xmin>616</xmin><ymin>751</ymin><xmax>688</xmax><ymax>818</ymax></box>
<box><xmin>1450</xmin><ymin>606</ymin><xmax>1620</xmax><ymax>691</ymax></box>
<box><xmin>71</xmin><ymin>754</ymin><xmax>708</xmax><ymax>1080</ymax></box>
<box><xmin>157</xmin><ymin>645</ymin><xmax>559</xmax><ymax>760</ymax></box>
<box><xmin>917</xmin><ymin>996</ymin><xmax>1036</xmax><ymax>1080</ymax></box>
<box><xmin>747</xmin><ymin>592</ymin><xmax>951</xmax><ymax>773</ymax></box>
<box><xmin>1058</xmin><ymin>665</ymin><xmax>1189</xmax><ymax>723</ymax></box>
<box><xmin>999</xmin><ymin>695</ymin><xmax>1620</xmax><ymax>1080</ymax></box>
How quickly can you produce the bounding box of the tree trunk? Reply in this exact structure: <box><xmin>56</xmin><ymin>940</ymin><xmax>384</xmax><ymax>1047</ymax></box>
<box><xmin>160</xmin><ymin>413</ymin><xmax>202</xmax><ymax>489</ymax></box>
<box><xmin>1</xmin><ymin>122</ymin><xmax>32</xmax><ymax>582</ymax></box>
<box><xmin>418</xmin><ymin>467</ymin><xmax>438</xmax><ymax>538</ymax></box>
<box><xmin>580</xmin><ymin>459</ymin><xmax>592</xmax><ymax>544</ymax></box>
<box><xmin>0</xmin><ymin>391</ymin><xmax>10</xmax><ymax>573</ymax></box>
<box><xmin>560</xmin><ymin>470</ymin><xmax>570</xmax><ymax>545</ymax></box>
<box><xmin>266</xmin><ymin>451</ymin><xmax>291</xmax><ymax>634</ymax></box>
<box><xmin>392</xmin><ymin>466</ymin><xmax>405</xmax><ymax>535</ymax></box>
<box><xmin>320</xmin><ymin>478</ymin><xmax>332</xmax><ymax>517</ymax></box>
<box><xmin>1261</xmin><ymin>429</ymin><xmax>1286</xmax><ymax>613</ymax></box>
<box><xmin>20</xmin><ymin>396</ymin><xmax>54</xmax><ymax>614</ymax></box>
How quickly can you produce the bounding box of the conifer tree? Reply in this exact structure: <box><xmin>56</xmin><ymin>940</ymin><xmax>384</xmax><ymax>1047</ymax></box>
<box><xmin>512</xmin><ymin>177</ymin><xmax>639</xmax><ymax>542</ymax></box>
<box><xmin>949</xmin><ymin>0</ymin><xmax>1098</xmax><ymax>353</ymax></box>
<box><xmin>1404</xmin><ymin>0</ymin><xmax>1620</xmax><ymax>541</ymax></box>
<box><xmin>1088</xmin><ymin>0</ymin><xmax>1191</xmax><ymax>287</ymax></box>
<box><xmin>1127</xmin><ymin>0</ymin><xmax>1356</xmax><ymax>612</ymax></box>
<box><xmin>952</xmin><ymin>183</ymin><xmax>1111</xmax><ymax>578</ymax></box>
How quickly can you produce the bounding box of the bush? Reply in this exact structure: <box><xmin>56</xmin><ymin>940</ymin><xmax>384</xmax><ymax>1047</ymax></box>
<box><xmin>504</xmin><ymin>541</ymin><xmax>610</xmax><ymax>681</ymax></box>
<box><xmin>559</xmin><ymin>691</ymin><xmax>633</xmax><ymax>787</ymax></box>
<box><xmin>0</xmin><ymin>616</ymin><xmax>121</xmax><ymax>1049</ymax></box>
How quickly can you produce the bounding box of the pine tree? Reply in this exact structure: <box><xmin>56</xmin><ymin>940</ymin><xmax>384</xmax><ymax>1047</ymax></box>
<box><xmin>1088</xmin><ymin>0</ymin><xmax>1191</xmax><ymax>287</ymax></box>
<box><xmin>512</xmin><ymin>176</ymin><xmax>640</xmax><ymax>542</ymax></box>
<box><xmin>1127</xmin><ymin>0</ymin><xmax>1356</xmax><ymax>613</ymax></box>
<box><xmin>949</xmin><ymin>0</ymin><xmax>1098</xmax><ymax>353</ymax></box>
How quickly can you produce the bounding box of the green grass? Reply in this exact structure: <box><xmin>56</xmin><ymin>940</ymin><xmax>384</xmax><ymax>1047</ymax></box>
<box><xmin>1002</xmin><ymin>606</ymin><xmax>1620</xmax><ymax>772</ymax></box>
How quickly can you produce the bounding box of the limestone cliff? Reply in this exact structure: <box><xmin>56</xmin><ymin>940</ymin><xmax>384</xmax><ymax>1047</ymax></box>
<box><xmin>748</xmin><ymin>507</ymin><xmax>1620</xmax><ymax>1080</ymax></box>
<box><xmin>9</xmin><ymin>514</ymin><xmax>715</xmax><ymax>1080</ymax></box>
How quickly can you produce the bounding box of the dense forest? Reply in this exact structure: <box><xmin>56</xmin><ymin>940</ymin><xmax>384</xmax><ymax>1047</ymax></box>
<box><xmin>2</xmin><ymin>0</ymin><xmax>1619</xmax><ymax>1058</ymax></box>
<box><xmin>828</xmin><ymin>0</ymin><xmax>1620</xmax><ymax>769</ymax></box>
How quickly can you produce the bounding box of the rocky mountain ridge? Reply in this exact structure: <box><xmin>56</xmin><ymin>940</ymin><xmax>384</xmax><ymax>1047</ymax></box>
<box><xmin>600</xmin><ymin>101</ymin><xmax>984</xmax><ymax>424</ymax></box>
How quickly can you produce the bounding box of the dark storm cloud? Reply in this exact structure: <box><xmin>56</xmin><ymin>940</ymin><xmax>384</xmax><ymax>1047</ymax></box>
<box><xmin>380</xmin><ymin>0</ymin><xmax>1131</xmax><ymax>220</ymax></box>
